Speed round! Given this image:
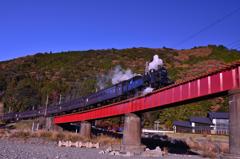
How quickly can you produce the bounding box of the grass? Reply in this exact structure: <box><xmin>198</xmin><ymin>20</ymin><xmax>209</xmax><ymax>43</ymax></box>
<box><xmin>14</xmin><ymin>120</ymin><xmax>34</xmax><ymax>130</ymax></box>
<box><xmin>30</xmin><ymin>130</ymin><xmax>84</xmax><ymax>142</ymax></box>
<box><xmin>166</xmin><ymin>132</ymin><xmax>229</xmax><ymax>142</ymax></box>
<box><xmin>4</xmin><ymin>129</ymin><xmax>120</xmax><ymax>147</ymax></box>
<box><xmin>92</xmin><ymin>134</ymin><xmax>121</xmax><ymax>147</ymax></box>
<box><xmin>10</xmin><ymin>130</ymin><xmax>31</xmax><ymax>139</ymax></box>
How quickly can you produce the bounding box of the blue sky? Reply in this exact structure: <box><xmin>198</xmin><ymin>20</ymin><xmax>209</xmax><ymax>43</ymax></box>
<box><xmin>0</xmin><ymin>0</ymin><xmax>240</xmax><ymax>61</ymax></box>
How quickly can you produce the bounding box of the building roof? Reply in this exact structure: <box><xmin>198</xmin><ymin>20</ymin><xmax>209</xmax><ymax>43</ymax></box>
<box><xmin>190</xmin><ymin>117</ymin><xmax>212</xmax><ymax>125</ymax></box>
<box><xmin>208</xmin><ymin>112</ymin><xmax>229</xmax><ymax>120</ymax></box>
<box><xmin>173</xmin><ymin>121</ymin><xmax>192</xmax><ymax>128</ymax></box>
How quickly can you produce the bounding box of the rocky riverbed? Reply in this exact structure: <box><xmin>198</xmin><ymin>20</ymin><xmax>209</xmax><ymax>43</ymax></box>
<box><xmin>0</xmin><ymin>138</ymin><xmax>206</xmax><ymax>159</ymax></box>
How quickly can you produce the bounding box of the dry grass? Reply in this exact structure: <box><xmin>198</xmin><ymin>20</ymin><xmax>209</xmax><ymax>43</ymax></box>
<box><xmin>10</xmin><ymin>130</ymin><xmax>31</xmax><ymax>139</ymax></box>
<box><xmin>7</xmin><ymin>130</ymin><xmax>79</xmax><ymax>141</ymax></box>
<box><xmin>6</xmin><ymin>129</ymin><xmax>120</xmax><ymax>148</ymax></box>
<box><xmin>0</xmin><ymin>129</ymin><xmax>12</xmax><ymax>139</ymax></box>
<box><xmin>14</xmin><ymin>120</ymin><xmax>33</xmax><ymax>130</ymax></box>
<box><xmin>36</xmin><ymin>131</ymin><xmax>52</xmax><ymax>138</ymax></box>
<box><xmin>66</xmin><ymin>133</ymin><xmax>84</xmax><ymax>142</ymax></box>
<box><xmin>30</xmin><ymin>130</ymin><xmax>84</xmax><ymax>142</ymax></box>
<box><xmin>167</xmin><ymin>132</ymin><xmax>229</xmax><ymax>142</ymax></box>
<box><xmin>92</xmin><ymin>134</ymin><xmax>121</xmax><ymax>146</ymax></box>
<box><xmin>0</xmin><ymin>129</ymin><xmax>7</xmax><ymax>138</ymax></box>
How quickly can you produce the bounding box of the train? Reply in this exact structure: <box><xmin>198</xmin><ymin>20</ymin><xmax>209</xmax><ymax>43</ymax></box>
<box><xmin>1</xmin><ymin>65</ymin><xmax>173</xmax><ymax>122</ymax></box>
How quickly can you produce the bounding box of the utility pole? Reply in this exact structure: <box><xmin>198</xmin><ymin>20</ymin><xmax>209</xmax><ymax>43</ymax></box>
<box><xmin>59</xmin><ymin>94</ymin><xmax>62</xmax><ymax>104</ymax></box>
<box><xmin>145</xmin><ymin>61</ymin><xmax>149</xmax><ymax>74</ymax></box>
<box><xmin>44</xmin><ymin>94</ymin><xmax>49</xmax><ymax>116</ymax></box>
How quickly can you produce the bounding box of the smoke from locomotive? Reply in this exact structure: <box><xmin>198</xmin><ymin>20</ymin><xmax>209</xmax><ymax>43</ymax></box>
<box><xmin>97</xmin><ymin>65</ymin><xmax>136</xmax><ymax>90</ymax></box>
<box><xmin>97</xmin><ymin>74</ymin><xmax>110</xmax><ymax>90</ymax></box>
<box><xmin>111</xmin><ymin>65</ymin><xmax>136</xmax><ymax>85</ymax></box>
<box><xmin>97</xmin><ymin>55</ymin><xmax>163</xmax><ymax>90</ymax></box>
<box><xmin>142</xmin><ymin>87</ymin><xmax>154</xmax><ymax>95</ymax></box>
<box><xmin>148</xmin><ymin>55</ymin><xmax>163</xmax><ymax>71</ymax></box>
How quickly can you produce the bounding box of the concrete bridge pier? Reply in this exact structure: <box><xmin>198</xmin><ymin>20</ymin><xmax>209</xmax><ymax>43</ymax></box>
<box><xmin>45</xmin><ymin>117</ymin><xmax>63</xmax><ymax>131</ymax></box>
<box><xmin>80</xmin><ymin>121</ymin><xmax>91</xmax><ymax>139</ymax></box>
<box><xmin>222</xmin><ymin>89</ymin><xmax>240</xmax><ymax>159</ymax></box>
<box><xmin>121</xmin><ymin>113</ymin><xmax>145</xmax><ymax>155</ymax></box>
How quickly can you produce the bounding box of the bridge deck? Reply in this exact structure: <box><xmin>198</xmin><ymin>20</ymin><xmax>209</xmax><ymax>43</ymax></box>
<box><xmin>54</xmin><ymin>64</ymin><xmax>240</xmax><ymax>124</ymax></box>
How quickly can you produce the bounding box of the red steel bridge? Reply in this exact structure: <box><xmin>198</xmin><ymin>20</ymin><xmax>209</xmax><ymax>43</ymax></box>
<box><xmin>54</xmin><ymin>62</ymin><xmax>240</xmax><ymax>124</ymax></box>
<box><xmin>53</xmin><ymin>62</ymin><xmax>240</xmax><ymax>157</ymax></box>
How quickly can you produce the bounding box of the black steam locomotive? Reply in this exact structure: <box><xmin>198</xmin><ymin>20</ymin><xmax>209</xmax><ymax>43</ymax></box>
<box><xmin>1</xmin><ymin>66</ymin><xmax>173</xmax><ymax>121</ymax></box>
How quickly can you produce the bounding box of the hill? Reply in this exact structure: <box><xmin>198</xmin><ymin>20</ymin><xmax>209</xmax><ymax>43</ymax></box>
<box><xmin>0</xmin><ymin>45</ymin><xmax>239</xmax><ymax>128</ymax></box>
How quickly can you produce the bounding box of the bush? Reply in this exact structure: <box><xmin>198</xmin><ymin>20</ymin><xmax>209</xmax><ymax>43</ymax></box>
<box><xmin>10</xmin><ymin>131</ymin><xmax>31</xmax><ymax>139</ymax></box>
<box><xmin>38</xmin><ymin>131</ymin><xmax>52</xmax><ymax>138</ymax></box>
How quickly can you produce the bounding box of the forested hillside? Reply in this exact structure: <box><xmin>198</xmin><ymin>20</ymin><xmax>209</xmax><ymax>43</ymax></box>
<box><xmin>0</xmin><ymin>45</ymin><xmax>239</xmax><ymax>128</ymax></box>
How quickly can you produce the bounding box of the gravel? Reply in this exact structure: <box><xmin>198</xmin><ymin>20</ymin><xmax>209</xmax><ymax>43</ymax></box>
<box><xmin>0</xmin><ymin>139</ymin><xmax>206</xmax><ymax>159</ymax></box>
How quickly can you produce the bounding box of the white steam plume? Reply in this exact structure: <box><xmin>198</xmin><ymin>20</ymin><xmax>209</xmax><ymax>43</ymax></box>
<box><xmin>111</xmin><ymin>65</ymin><xmax>136</xmax><ymax>85</ymax></box>
<box><xmin>97</xmin><ymin>74</ymin><xmax>110</xmax><ymax>90</ymax></box>
<box><xmin>142</xmin><ymin>87</ymin><xmax>154</xmax><ymax>95</ymax></box>
<box><xmin>96</xmin><ymin>65</ymin><xmax>136</xmax><ymax>90</ymax></box>
<box><xmin>148</xmin><ymin>55</ymin><xmax>163</xmax><ymax>71</ymax></box>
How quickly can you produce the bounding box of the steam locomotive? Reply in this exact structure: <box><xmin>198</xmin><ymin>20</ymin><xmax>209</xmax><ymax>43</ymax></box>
<box><xmin>1</xmin><ymin>66</ymin><xmax>173</xmax><ymax>122</ymax></box>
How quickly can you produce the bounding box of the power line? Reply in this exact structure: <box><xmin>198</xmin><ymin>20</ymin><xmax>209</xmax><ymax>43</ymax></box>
<box><xmin>228</xmin><ymin>39</ymin><xmax>240</xmax><ymax>46</ymax></box>
<box><xmin>175</xmin><ymin>7</ymin><xmax>240</xmax><ymax>47</ymax></box>
<box><xmin>233</xmin><ymin>46</ymin><xmax>240</xmax><ymax>50</ymax></box>
<box><xmin>228</xmin><ymin>41</ymin><xmax>240</xmax><ymax>48</ymax></box>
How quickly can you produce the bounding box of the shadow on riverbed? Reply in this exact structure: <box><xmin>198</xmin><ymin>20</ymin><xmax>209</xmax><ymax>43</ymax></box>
<box><xmin>142</xmin><ymin>136</ymin><xmax>198</xmax><ymax>155</ymax></box>
<box><xmin>92</xmin><ymin>128</ymin><xmax>199</xmax><ymax>155</ymax></box>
